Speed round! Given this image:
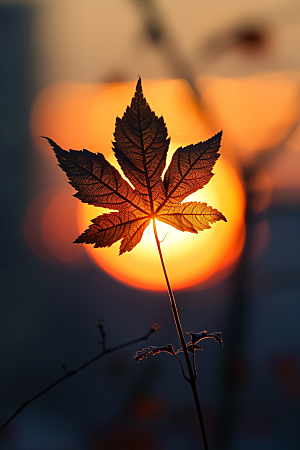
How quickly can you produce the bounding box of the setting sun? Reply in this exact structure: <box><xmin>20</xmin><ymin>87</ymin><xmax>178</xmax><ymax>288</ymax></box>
<box><xmin>78</xmin><ymin>154</ymin><xmax>245</xmax><ymax>290</ymax></box>
<box><xmin>30</xmin><ymin>77</ymin><xmax>247</xmax><ymax>290</ymax></box>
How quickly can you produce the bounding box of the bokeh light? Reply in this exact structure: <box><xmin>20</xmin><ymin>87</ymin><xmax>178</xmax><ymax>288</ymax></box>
<box><xmin>30</xmin><ymin>78</ymin><xmax>210</xmax><ymax>162</ymax></box>
<box><xmin>24</xmin><ymin>188</ymin><xmax>84</xmax><ymax>264</ymax></box>
<box><xmin>199</xmin><ymin>71</ymin><xmax>300</xmax><ymax>164</ymax></box>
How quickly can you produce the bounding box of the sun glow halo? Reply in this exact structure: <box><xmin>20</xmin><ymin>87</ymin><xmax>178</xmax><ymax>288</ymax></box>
<box><xmin>31</xmin><ymin>77</ymin><xmax>246</xmax><ymax>290</ymax></box>
<box><xmin>78</xmin><ymin>154</ymin><xmax>245</xmax><ymax>290</ymax></box>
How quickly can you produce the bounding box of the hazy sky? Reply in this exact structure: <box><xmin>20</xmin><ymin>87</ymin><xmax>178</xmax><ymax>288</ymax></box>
<box><xmin>4</xmin><ymin>0</ymin><xmax>297</xmax><ymax>84</ymax></box>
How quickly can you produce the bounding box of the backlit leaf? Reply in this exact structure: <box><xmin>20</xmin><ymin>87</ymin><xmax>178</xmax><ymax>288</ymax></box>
<box><xmin>75</xmin><ymin>210</ymin><xmax>150</xmax><ymax>255</ymax></box>
<box><xmin>161</xmin><ymin>132</ymin><xmax>222</xmax><ymax>207</ymax></box>
<box><xmin>187</xmin><ymin>330</ymin><xmax>223</xmax><ymax>347</ymax></box>
<box><xmin>46</xmin><ymin>78</ymin><xmax>226</xmax><ymax>254</ymax></box>
<box><xmin>113</xmin><ymin>78</ymin><xmax>169</xmax><ymax>212</ymax></box>
<box><xmin>44</xmin><ymin>137</ymin><xmax>147</xmax><ymax>213</ymax></box>
<box><xmin>134</xmin><ymin>344</ymin><xmax>175</xmax><ymax>363</ymax></box>
<box><xmin>158</xmin><ymin>201</ymin><xmax>226</xmax><ymax>233</ymax></box>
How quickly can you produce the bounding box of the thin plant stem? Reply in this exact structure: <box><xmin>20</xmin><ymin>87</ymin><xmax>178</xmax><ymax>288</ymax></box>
<box><xmin>152</xmin><ymin>219</ymin><xmax>209</xmax><ymax>450</ymax></box>
<box><xmin>0</xmin><ymin>326</ymin><xmax>156</xmax><ymax>434</ymax></box>
<box><xmin>192</xmin><ymin>349</ymin><xmax>198</xmax><ymax>379</ymax></box>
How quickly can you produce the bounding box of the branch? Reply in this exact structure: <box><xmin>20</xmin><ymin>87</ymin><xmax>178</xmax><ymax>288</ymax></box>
<box><xmin>0</xmin><ymin>322</ymin><xmax>159</xmax><ymax>434</ymax></box>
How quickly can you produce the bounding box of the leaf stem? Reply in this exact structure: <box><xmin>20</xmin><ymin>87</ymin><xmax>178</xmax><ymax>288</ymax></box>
<box><xmin>152</xmin><ymin>219</ymin><xmax>209</xmax><ymax>450</ymax></box>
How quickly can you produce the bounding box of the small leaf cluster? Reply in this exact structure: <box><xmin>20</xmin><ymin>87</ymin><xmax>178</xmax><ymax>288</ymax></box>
<box><xmin>134</xmin><ymin>330</ymin><xmax>223</xmax><ymax>363</ymax></box>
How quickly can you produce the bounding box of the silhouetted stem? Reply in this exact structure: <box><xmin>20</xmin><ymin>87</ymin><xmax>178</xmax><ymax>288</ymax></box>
<box><xmin>152</xmin><ymin>219</ymin><xmax>209</xmax><ymax>450</ymax></box>
<box><xmin>0</xmin><ymin>327</ymin><xmax>156</xmax><ymax>434</ymax></box>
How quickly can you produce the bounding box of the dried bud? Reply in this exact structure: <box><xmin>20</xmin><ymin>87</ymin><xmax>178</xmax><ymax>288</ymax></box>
<box><xmin>150</xmin><ymin>322</ymin><xmax>160</xmax><ymax>332</ymax></box>
<box><xmin>96</xmin><ymin>319</ymin><xmax>105</xmax><ymax>329</ymax></box>
<box><xmin>59</xmin><ymin>358</ymin><xmax>68</xmax><ymax>373</ymax></box>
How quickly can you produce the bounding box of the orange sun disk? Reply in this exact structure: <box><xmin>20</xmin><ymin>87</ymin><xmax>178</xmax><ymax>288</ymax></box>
<box><xmin>78</xmin><ymin>154</ymin><xmax>245</xmax><ymax>290</ymax></box>
<box><xmin>31</xmin><ymin>78</ymin><xmax>246</xmax><ymax>290</ymax></box>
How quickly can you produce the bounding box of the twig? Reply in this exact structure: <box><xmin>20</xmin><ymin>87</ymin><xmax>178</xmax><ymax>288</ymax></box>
<box><xmin>173</xmin><ymin>353</ymin><xmax>190</xmax><ymax>383</ymax></box>
<box><xmin>0</xmin><ymin>324</ymin><xmax>158</xmax><ymax>434</ymax></box>
<box><xmin>96</xmin><ymin>319</ymin><xmax>107</xmax><ymax>351</ymax></box>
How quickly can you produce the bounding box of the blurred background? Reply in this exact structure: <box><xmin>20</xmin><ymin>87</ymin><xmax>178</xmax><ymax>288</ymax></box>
<box><xmin>1</xmin><ymin>0</ymin><xmax>300</xmax><ymax>449</ymax></box>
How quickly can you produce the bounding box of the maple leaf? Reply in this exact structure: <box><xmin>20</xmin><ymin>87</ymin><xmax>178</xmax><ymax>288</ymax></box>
<box><xmin>44</xmin><ymin>78</ymin><xmax>226</xmax><ymax>255</ymax></box>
